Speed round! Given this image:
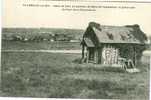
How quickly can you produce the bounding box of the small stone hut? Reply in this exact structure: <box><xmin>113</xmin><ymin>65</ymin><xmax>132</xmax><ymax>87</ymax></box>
<box><xmin>81</xmin><ymin>22</ymin><xmax>147</xmax><ymax>67</ymax></box>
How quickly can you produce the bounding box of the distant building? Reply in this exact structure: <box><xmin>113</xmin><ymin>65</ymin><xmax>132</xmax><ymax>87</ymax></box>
<box><xmin>81</xmin><ymin>22</ymin><xmax>147</xmax><ymax>69</ymax></box>
<box><xmin>54</xmin><ymin>34</ymin><xmax>70</xmax><ymax>41</ymax></box>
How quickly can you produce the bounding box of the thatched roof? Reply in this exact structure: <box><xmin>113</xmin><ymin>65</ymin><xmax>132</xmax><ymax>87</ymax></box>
<box><xmin>83</xmin><ymin>22</ymin><xmax>147</xmax><ymax>44</ymax></box>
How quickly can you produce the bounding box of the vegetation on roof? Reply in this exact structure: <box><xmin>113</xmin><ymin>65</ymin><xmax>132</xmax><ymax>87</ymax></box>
<box><xmin>87</xmin><ymin>22</ymin><xmax>147</xmax><ymax>44</ymax></box>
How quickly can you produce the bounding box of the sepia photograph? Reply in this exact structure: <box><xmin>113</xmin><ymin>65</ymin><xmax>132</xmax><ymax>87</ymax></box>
<box><xmin>1</xmin><ymin>0</ymin><xmax>151</xmax><ymax>99</ymax></box>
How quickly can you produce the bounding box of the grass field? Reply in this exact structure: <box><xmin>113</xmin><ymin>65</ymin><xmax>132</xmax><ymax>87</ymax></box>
<box><xmin>1</xmin><ymin>51</ymin><xmax>150</xmax><ymax>99</ymax></box>
<box><xmin>2</xmin><ymin>40</ymin><xmax>81</xmax><ymax>50</ymax></box>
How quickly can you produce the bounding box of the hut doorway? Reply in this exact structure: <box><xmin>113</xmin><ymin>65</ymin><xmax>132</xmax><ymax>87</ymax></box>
<box><xmin>88</xmin><ymin>47</ymin><xmax>95</xmax><ymax>62</ymax></box>
<box><xmin>101</xmin><ymin>45</ymin><xmax>119</xmax><ymax>65</ymax></box>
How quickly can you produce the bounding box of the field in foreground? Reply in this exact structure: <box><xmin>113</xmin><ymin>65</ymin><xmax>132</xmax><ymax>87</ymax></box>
<box><xmin>1</xmin><ymin>52</ymin><xmax>150</xmax><ymax>99</ymax></box>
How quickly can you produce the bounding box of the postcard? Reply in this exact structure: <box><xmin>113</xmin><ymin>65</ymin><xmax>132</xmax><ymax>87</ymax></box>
<box><xmin>1</xmin><ymin>0</ymin><xmax>151</xmax><ymax>99</ymax></box>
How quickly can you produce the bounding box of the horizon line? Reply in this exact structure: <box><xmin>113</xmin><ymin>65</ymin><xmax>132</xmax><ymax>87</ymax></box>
<box><xmin>1</xmin><ymin>27</ymin><xmax>85</xmax><ymax>30</ymax></box>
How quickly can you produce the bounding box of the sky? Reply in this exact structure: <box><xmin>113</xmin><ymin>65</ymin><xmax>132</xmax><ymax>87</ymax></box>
<box><xmin>2</xmin><ymin>0</ymin><xmax>151</xmax><ymax>36</ymax></box>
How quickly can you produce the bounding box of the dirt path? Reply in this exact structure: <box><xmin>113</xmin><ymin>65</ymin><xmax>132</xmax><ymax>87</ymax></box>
<box><xmin>1</xmin><ymin>50</ymin><xmax>83</xmax><ymax>54</ymax></box>
<box><xmin>1</xmin><ymin>49</ymin><xmax>151</xmax><ymax>55</ymax></box>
